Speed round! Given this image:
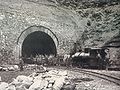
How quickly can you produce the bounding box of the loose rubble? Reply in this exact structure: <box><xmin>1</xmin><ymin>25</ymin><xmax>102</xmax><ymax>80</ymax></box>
<box><xmin>0</xmin><ymin>67</ymin><xmax>76</xmax><ymax>90</ymax></box>
<box><xmin>0</xmin><ymin>65</ymin><xmax>19</xmax><ymax>71</ymax></box>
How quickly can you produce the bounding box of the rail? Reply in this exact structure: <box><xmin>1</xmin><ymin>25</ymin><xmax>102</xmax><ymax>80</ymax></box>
<box><xmin>71</xmin><ymin>68</ymin><xmax>120</xmax><ymax>86</ymax></box>
<box><xmin>48</xmin><ymin>66</ymin><xmax>120</xmax><ymax>86</ymax></box>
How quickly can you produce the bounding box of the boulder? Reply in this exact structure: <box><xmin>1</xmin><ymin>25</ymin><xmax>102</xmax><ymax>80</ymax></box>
<box><xmin>0</xmin><ymin>82</ymin><xmax>9</xmax><ymax>90</ymax></box>
<box><xmin>29</xmin><ymin>72</ymin><xmax>39</xmax><ymax>78</ymax></box>
<box><xmin>16</xmin><ymin>75</ymin><xmax>33</xmax><ymax>83</ymax></box>
<box><xmin>29</xmin><ymin>79</ymin><xmax>48</xmax><ymax>90</ymax></box>
<box><xmin>47</xmin><ymin>83</ymin><xmax>53</xmax><ymax>88</ymax></box>
<box><xmin>11</xmin><ymin>75</ymin><xmax>33</xmax><ymax>89</ymax></box>
<box><xmin>0</xmin><ymin>67</ymin><xmax>2</xmax><ymax>71</ymax></box>
<box><xmin>16</xmin><ymin>85</ymin><xmax>28</xmax><ymax>90</ymax></box>
<box><xmin>22</xmin><ymin>80</ymin><xmax>33</xmax><ymax>89</ymax></box>
<box><xmin>61</xmin><ymin>84</ymin><xmax>76</xmax><ymax>90</ymax></box>
<box><xmin>5</xmin><ymin>85</ymin><xmax>16</xmax><ymax>90</ymax></box>
<box><xmin>46</xmin><ymin>70</ymin><xmax>59</xmax><ymax>76</ymax></box>
<box><xmin>14</xmin><ymin>65</ymin><xmax>19</xmax><ymax>70</ymax></box>
<box><xmin>58</xmin><ymin>71</ymin><xmax>68</xmax><ymax>76</ymax></box>
<box><xmin>0</xmin><ymin>76</ymin><xmax>1</xmax><ymax>82</ymax></box>
<box><xmin>33</xmin><ymin>74</ymin><xmax>43</xmax><ymax>82</ymax></box>
<box><xmin>2</xmin><ymin>68</ymin><xmax>8</xmax><ymax>71</ymax></box>
<box><xmin>8</xmin><ymin>67</ymin><xmax>15</xmax><ymax>71</ymax></box>
<box><xmin>29</xmin><ymin>77</ymin><xmax>48</xmax><ymax>90</ymax></box>
<box><xmin>11</xmin><ymin>78</ymin><xmax>22</xmax><ymax>86</ymax></box>
<box><xmin>52</xmin><ymin>76</ymin><xmax>66</xmax><ymax>90</ymax></box>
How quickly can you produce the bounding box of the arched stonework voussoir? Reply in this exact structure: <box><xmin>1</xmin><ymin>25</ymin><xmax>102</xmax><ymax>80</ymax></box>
<box><xmin>16</xmin><ymin>25</ymin><xmax>59</xmax><ymax>58</ymax></box>
<box><xmin>17</xmin><ymin>25</ymin><xmax>59</xmax><ymax>47</ymax></box>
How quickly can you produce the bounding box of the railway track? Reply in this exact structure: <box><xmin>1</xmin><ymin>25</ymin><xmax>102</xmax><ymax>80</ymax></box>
<box><xmin>48</xmin><ymin>66</ymin><xmax>120</xmax><ymax>86</ymax></box>
<box><xmin>71</xmin><ymin>68</ymin><xmax>120</xmax><ymax>86</ymax></box>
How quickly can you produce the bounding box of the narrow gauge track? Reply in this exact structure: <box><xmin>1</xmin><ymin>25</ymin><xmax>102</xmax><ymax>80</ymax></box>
<box><xmin>71</xmin><ymin>68</ymin><xmax>120</xmax><ymax>86</ymax></box>
<box><xmin>48</xmin><ymin>66</ymin><xmax>120</xmax><ymax>86</ymax></box>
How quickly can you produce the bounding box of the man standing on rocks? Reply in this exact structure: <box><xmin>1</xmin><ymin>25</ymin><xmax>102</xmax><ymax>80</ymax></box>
<box><xmin>19</xmin><ymin>57</ymin><xmax>24</xmax><ymax>71</ymax></box>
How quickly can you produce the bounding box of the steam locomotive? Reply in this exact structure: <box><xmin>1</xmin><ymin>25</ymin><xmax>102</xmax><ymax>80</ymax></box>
<box><xmin>72</xmin><ymin>47</ymin><xmax>109</xmax><ymax>69</ymax></box>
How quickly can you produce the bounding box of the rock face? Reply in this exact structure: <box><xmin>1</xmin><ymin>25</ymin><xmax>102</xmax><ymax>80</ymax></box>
<box><xmin>77</xmin><ymin>5</ymin><xmax>120</xmax><ymax>62</ymax></box>
<box><xmin>0</xmin><ymin>0</ymin><xmax>83</xmax><ymax>63</ymax></box>
<box><xmin>0</xmin><ymin>69</ymin><xmax>75</xmax><ymax>90</ymax></box>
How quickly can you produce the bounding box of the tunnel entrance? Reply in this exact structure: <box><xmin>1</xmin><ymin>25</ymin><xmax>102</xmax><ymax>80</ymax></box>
<box><xmin>22</xmin><ymin>31</ymin><xmax>57</xmax><ymax>63</ymax></box>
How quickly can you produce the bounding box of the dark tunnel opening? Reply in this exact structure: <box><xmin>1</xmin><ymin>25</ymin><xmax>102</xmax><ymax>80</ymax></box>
<box><xmin>22</xmin><ymin>31</ymin><xmax>57</xmax><ymax>63</ymax></box>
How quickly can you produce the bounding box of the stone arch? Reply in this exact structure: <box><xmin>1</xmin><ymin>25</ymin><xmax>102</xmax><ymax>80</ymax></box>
<box><xmin>16</xmin><ymin>25</ymin><xmax>59</xmax><ymax>59</ymax></box>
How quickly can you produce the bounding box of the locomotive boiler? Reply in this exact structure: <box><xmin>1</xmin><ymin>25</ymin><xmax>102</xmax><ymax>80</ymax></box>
<box><xmin>72</xmin><ymin>47</ymin><xmax>109</xmax><ymax>69</ymax></box>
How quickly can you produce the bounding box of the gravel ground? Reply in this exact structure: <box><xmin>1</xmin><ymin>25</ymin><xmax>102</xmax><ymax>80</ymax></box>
<box><xmin>0</xmin><ymin>70</ymin><xmax>34</xmax><ymax>83</ymax></box>
<box><xmin>0</xmin><ymin>67</ymin><xmax>120</xmax><ymax>90</ymax></box>
<box><xmin>48</xmin><ymin>67</ymin><xmax>120</xmax><ymax>90</ymax></box>
<box><xmin>68</xmin><ymin>71</ymin><xmax>120</xmax><ymax>90</ymax></box>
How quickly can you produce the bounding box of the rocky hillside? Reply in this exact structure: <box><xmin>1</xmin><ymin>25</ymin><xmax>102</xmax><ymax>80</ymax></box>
<box><xmin>24</xmin><ymin>0</ymin><xmax>120</xmax><ymax>48</ymax></box>
<box><xmin>0</xmin><ymin>0</ymin><xmax>120</xmax><ymax>64</ymax></box>
<box><xmin>49</xmin><ymin>0</ymin><xmax>120</xmax><ymax>62</ymax></box>
<box><xmin>78</xmin><ymin>5</ymin><xmax>120</xmax><ymax>48</ymax></box>
<box><xmin>26</xmin><ymin>0</ymin><xmax>120</xmax><ymax>48</ymax></box>
<box><xmin>78</xmin><ymin>5</ymin><xmax>120</xmax><ymax>62</ymax></box>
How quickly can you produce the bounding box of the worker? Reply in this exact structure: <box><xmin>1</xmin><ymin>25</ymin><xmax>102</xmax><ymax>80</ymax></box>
<box><xmin>19</xmin><ymin>57</ymin><xmax>24</xmax><ymax>71</ymax></box>
<box><xmin>105</xmin><ymin>48</ymin><xmax>110</xmax><ymax>70</ymax></box>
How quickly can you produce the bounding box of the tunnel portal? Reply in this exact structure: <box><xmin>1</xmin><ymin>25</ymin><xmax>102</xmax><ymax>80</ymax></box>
<box><xmin>22</xmin><ymin>31</ymin><xmax>57</xmax><ymax>63</ymax></box>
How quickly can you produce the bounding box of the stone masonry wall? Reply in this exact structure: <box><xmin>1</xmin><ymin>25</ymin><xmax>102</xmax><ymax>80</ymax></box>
<box><xmin>0</xmin><ymin>0</ymin><xmax>84</xmax><ymax>63</ymax></box>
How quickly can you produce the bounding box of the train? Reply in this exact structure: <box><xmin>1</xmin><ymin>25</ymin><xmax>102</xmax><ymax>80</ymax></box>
<box><xmin>21</xmin><ymin>47</ymin><xmax>110</xmax><ymax>69</ymax></box>
<box><xmin>71</xmin><ymin>47</ymin><xmax>109</xmax><ymax>69</ymax></box>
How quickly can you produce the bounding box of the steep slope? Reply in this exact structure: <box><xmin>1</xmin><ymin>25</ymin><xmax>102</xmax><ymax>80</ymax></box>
<box><xmin>77</xmin><ymin>5</ymin><xmax>120</xmax><ymax>63</ymax></box>
<box><xmin>78</xmin><ymin>5</ymin><xmax>120</xmax><ymax>48</ymax></box>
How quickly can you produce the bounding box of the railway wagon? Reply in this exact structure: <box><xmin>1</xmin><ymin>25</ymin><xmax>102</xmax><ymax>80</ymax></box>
<box><xmin>72</xmin><ymin>48</ymin><xmax>109</xmax><ymax>69</ymax></box>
